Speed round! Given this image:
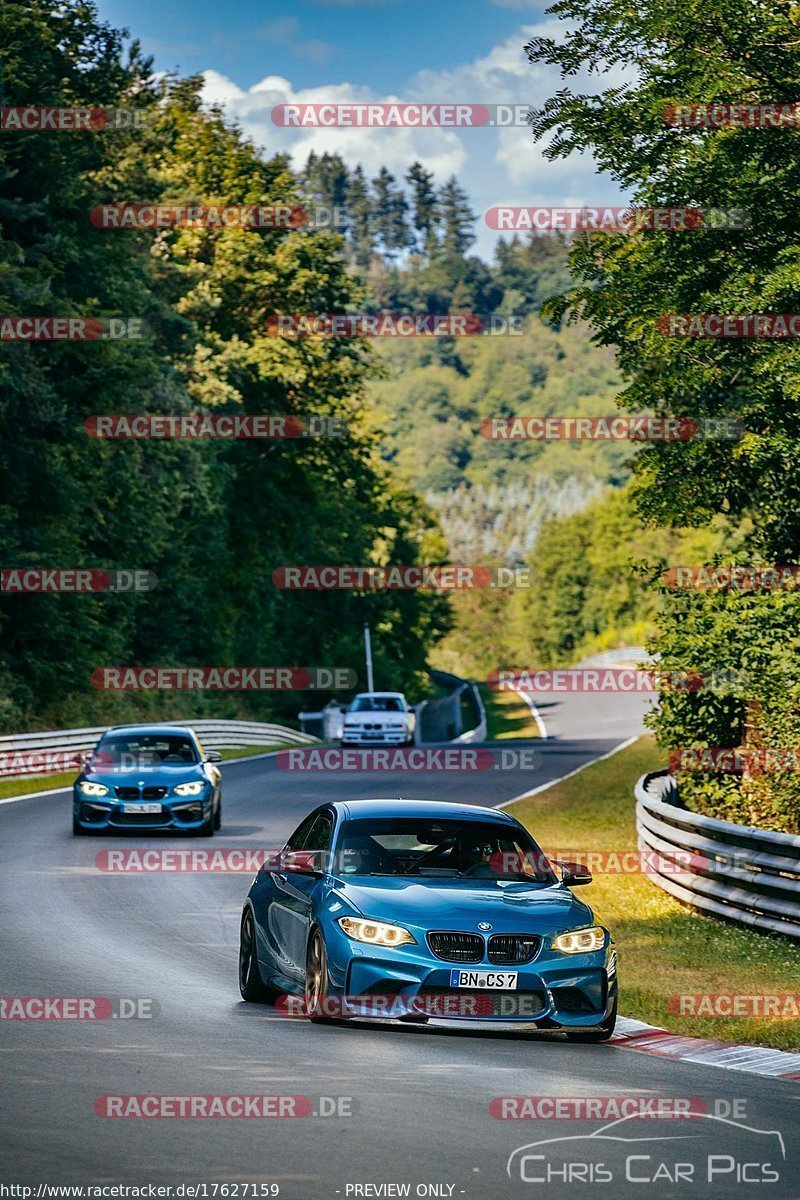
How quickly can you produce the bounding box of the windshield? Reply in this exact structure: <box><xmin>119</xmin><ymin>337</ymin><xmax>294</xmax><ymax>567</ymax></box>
<box><xmin>92</xmin><ymin>734</ymin><xmax>199</xmax><ymax>769</ymax></box>
<box><xmin>348</xmin><ymin>696</ymin><xmax>404</xmax><ymax>713</ymax></box>
<box><xmin>334</xmin><ymin>817</ymin><xmax>556</xmax><ymax>883</ymax></box>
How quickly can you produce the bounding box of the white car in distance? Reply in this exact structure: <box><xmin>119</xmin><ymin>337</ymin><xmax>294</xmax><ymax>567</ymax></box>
<box><xmin>340</xmin><ymin>692</ymin><xmax>416</xmax><ymax>747</ymax></box>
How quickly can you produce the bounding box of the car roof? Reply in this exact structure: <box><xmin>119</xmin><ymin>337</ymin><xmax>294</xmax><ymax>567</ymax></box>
<box><xmin>333</xmin><ymin>798</ymin><xmax>518</xmax><ymax>823</ymax></box>
<box><xmin>102</xmin><ymin>724</ymin><xmax>196</xmax><ymax>738</ymax></box>
<box><xmin>352</xmin><ymin>692</ymin><xmax>406</xmax><ymax>699</ymax></box>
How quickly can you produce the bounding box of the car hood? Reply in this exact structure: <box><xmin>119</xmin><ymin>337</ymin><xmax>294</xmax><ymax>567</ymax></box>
<box><xmin>343</xmin><ymin>713</ymin><xmax>407</xmax><ymax>725</ymax></box>
<box><xmin>333</xmin><ymin>876</ymin><xmax>594</xmax><ymax>937</ymax></box>
<box><xmin>81</xmin><ymin>763</ymin><xmax>209</xmax><ymax>787</ymax></box>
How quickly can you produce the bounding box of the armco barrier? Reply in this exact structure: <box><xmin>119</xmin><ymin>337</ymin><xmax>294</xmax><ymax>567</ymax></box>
<box><xmin>0</xmin><ymin>719</ymin><xmax>318</xmax><ymax>777</ymax></box>
<box><xmin>426</xmin><ymin>669</ymin><xmax>487</xmax><ymax>743</ymax></box>
<box><xmin>635</xmin><ymin>771</ymin><xmax>800</xmax><ymax>941</ymax></box>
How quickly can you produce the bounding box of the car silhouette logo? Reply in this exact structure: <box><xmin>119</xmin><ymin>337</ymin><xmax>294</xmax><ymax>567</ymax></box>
<box><xmin>478</xmin><ymin>922</ymin><xmax>492</xmax><ymax>931</ymax></box>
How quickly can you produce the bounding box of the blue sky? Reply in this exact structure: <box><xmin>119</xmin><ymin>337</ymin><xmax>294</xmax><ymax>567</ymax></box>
<box><xmin>97</xmin><ymin>0</ymin><xmax>551</xmax><ymax>92</ymax></box>
<box><xmin>97</xmin><ymin>0</ymin><xmax>625</xmax><ymax>257</ymax></box>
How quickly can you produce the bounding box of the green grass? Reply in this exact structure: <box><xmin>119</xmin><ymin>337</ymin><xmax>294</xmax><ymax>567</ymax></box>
<box><xmin>510</xmin><ymin>736</ymin><xmax>800</xmax><ymax>1052</ymax></box>
<box><xmin>217</xmin><ymin>743</ymin><xmax>287</xmax><ymax>761</ymax></box>
<box><xmin>0</xmin><ymin>771</ymin><xmax>75</xmax><ymax>799</ymax></box>
<box><xmin>478</xmin><ymin>682</ymin><xmax>540</xmax><ymax>741</ymax></box>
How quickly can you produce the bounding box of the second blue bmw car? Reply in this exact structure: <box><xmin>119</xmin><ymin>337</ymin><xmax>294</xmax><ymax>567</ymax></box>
<box><xmin>72</xmin><ymin>724</ymin><xmax>222</xmax><ymax>836</ymax></box>
<box><xmin>238</xmin><ymin>798</ymin><xmax>617</xmax><ymax>1038</ymax></box>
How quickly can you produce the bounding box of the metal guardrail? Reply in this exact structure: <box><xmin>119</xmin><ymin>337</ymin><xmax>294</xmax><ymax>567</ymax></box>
<box><xmin>427</xmin><ymin>669</ymin><xmax>487</xmax><ymax>743</ymax></box>
<box><xmin>0</xmin><ymin>719</ymin><xmax>318</xmax><ymax>777</ymax></box>
<box><xmin>635</xmin><ymin>771</ymin><xmax>800</xmax><ymax>941</ymax></box>
<box><xmin>454</xmin><ymin>681</ymin><xmax>488</xmax><ymax>744</ymax></box>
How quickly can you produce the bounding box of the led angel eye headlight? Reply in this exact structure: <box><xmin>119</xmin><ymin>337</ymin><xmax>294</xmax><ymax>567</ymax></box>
<box><xmin>79</xmin><ymin>781</ymin><xmax>108</xmax><ymax>797</ymax></box>
<box><xmin>174</xmin><ymin>781</ymin><xmax>205</xmax><ymax>796</ymax></box>
<box><xmin>338</xmin><ymin>918</ymin><xmax>416</xmax><ymax>947</ymax></box>
<box><xmin>551</xmin><ymin>926</ymin><xmax>605</xmax><ymax>954</ymax></box>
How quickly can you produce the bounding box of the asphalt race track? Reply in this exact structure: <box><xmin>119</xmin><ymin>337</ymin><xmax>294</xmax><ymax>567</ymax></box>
<box><xmin>2</xmin><ymin>690</ymin><xmax>798</xmax><ymax>1198</ymax></box>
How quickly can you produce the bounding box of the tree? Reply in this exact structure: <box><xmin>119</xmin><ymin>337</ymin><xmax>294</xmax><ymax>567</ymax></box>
<box><xmin>526</xmin><ymin>0</ymin><xmax>800</xmax><ymax>828</ymax></box>
<box><xmin>345</xmin><ymin>164</ymin><xmax>374</xmax><ymax>270</ymax></box>
<box><xmin>302</xmin><ymin>150</ymin><xmax>349</xmax><ymax>211</ymax></box>
<box><xmin>371</xmin><ymin>167</ymin><xmax>411</xmax><ymax>261</ymax></box>
<box><xmin>436</xmin><ymin>177</ymin><xmax>476</xmax><ymax>259</ymax></box>
<box><xmin>405</xmin><ymin>162</ymin><xmax>439</xmax><ymax>257</ymax></box>
<box><xmin>0</xmin><ymin>0</ymin><xmax>452</xmax><ymax>729</ymax></box>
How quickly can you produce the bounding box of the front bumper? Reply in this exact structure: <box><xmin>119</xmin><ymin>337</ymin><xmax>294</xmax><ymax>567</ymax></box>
<box><xmin>341</xmin><ymin>729</ymin><xmax>412</xmax><ymax>746</ymax></box>
<box><xmin>324</xmin><ymin>923</ymin><xmax>616</xmax><ymax>1027</ymax></box>
<box><xmin>73</xmin><ymin>788</ymin><xmax>213</xmax><ymax>832</ymax></box>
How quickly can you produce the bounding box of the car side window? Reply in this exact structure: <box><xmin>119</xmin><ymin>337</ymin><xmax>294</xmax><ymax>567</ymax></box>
<box><xmin>286</xmin><ymin>813</ymin><xmax>318</xmax><ymax>851</ymax></box>
<box><xmin>302</xmin><ymin>812</ymin><xmax>334</xmax><ymax>851</ymax></box>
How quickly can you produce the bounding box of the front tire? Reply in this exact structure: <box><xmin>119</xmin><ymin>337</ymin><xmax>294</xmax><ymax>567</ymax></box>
<box><xmin>239</xmin><ymin>910</ymin><xmax>276</xmax><ymax>1003</ymax></box>
<box><xmin>214</xmin><ymin>797</ymin><xmax>222</xmax><ymax>831</ymax></box>
<box><xmin>305</xmin><ymin>929</ymin><xmax>337</xmax><ymax>1023</ymax></box>
<box><xmin>194</xmin><ymin>803</ymin><xmax>215</xmax><ymax>837</ymax></box>
<box><xmin>564</xmin><ymin>995</ymin><xmax>617</xmax><ymax>1042</ymax></box>
<box><xmin>72</xmin><ymin>811</ymin><xmax>88</xmax><ymax>836</ymax></box>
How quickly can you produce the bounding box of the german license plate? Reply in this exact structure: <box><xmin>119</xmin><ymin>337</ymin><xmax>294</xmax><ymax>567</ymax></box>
<box><xmin>121</xmin><ymin>803</ymin><xmax>162</xmax><ymax>814</ymax></box>
<box><xmin>449</xmin><ymin>969</ymin><xmax>518</xmax><ymax>989</ymax></box>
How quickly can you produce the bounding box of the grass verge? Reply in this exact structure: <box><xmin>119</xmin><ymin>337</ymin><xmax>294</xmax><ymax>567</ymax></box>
<box><xmin>510</xmin><ymin>735</ymin><xmax>800</xmax><ymax>1052</ymax></box>
<box><xmin>479</xmin><ymin>683</ymin><xmax>540</xmax><ymax>741</ymax></box>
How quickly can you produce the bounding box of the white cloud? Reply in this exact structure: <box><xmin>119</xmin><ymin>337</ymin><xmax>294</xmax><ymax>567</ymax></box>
<box><xmin>200</xmin><ymin>21</ymin><xmax>631</xmax><ymax>258</ymax></box>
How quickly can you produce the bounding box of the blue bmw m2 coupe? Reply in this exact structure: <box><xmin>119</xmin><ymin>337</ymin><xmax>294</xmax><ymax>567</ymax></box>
<box><xmin>72</xmin><ymin>724</ymin><xmax>222</xmax><ymax>836</ymax></box>
<box><xmin>238</xmin><ymin>798</ymin><xmax>617</xmax><ymax>1038</ymax></box>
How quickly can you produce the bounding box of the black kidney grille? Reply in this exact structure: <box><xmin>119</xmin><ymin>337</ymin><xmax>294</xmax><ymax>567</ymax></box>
<box><xmin>115</xmin><ymin>786</ymin><xmax>140</xmax><ymax>799</ymax></box>
<box><xmin>427</xmin><ymin>931</ymin><xmax>484</xmax><ymax>963</ymax></box>
<box><xmin>488</xmin><ymin>934</ymin><xmax>541</xmax><ymax>964</ymax></box>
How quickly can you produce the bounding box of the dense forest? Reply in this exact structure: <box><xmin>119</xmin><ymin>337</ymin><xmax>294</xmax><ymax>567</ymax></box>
<box><xmin>0</xmin><ymin>0</ymin><xmax>629</xmax><ymax>732</ymax></box>
<box><xmin>523</xmin><ymin>0</ymin><xmax>800</xmax><ymax>832</ymax></box>
<box><xmin>6</xmin><ymin>0</ymin><xmax>800</xmax><ymax>838</ymax></box>
<box><xmin>0</xmin><ymin>1</ymin><xmax>458</xmax><ymax>730</ymax></box>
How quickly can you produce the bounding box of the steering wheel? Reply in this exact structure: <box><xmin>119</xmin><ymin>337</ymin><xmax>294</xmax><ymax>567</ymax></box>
<box><xmin>404</xmin><ymin>840</ymin><xmax>454</xmax><ymax>874</ymax></box>
<box><xmin>461</xmin><ymin>862</ymin><xmax>498</xmax><ymax>878</ymax></box>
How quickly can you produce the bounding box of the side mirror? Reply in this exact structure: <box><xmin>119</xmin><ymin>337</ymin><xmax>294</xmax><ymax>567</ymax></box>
<box><xmin>205</xmin><ymin>750</ymin><xmax>223</xmax><ymax>763</ymax></box>
<box><xmin>282</xmin><ymin>849</ymin><xmax>325</xmax><ymax>877</ymax></box>
<box><xmin>555</xmin><ymin>859</ymin><xmax>593</xmax><ymax>886</ymax></box>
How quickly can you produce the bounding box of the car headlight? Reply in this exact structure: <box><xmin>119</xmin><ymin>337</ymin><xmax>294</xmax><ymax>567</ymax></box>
<box><xmin>551</xmin><ymin>926</ymin><xmax>605</xmax><ymax>954</ymax></box>
<box><xmin>174</xmin><ymin>781</ymin><xmax>205</xmax><ymax>796</ymax></box>
<box><xmin>338</xmin><ymin>917</ymin><xmax>416</xmax><ymax>947</ymax></box>
<box><xmin>79</xmin><ymin>781</ymin><xmax>109</xmax><ymax>797</ymax></box>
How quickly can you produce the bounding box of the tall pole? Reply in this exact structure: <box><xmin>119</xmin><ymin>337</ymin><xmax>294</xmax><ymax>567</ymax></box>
<box><xmin>364</xmin><ymin>622</ymin><xmax>374</xmax><ymax>693</ymax></box>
